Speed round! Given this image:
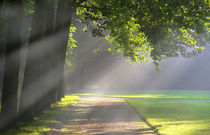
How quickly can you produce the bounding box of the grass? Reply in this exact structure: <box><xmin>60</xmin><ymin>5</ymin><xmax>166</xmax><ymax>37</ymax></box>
<box><xmin>76</xmin><ymin>90</ymin><xmax>210</xmax><ymax>134</ymax></box>
<box><xmin>1</xmin><ymin>90</ymin><xmax>210</xmax><ymax>134</ymax></box>
<box><xmin>75</xmin><ymin>90</ymin><xmax>210</xmax><ymax>100</ymax></box>
<box><xmin>127</xmin><ymin>99</ymin><xmax>210</xmax><ymax>135</ymax></box>
<box><xmin>0</xmin><ymin>95</ymin><xmax>80</xmax><ymax>135</ymax></box>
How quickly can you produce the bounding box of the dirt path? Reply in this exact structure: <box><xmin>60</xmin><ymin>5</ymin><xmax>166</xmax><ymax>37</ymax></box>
<box><xmin>52</xmin><ymin>97</ymin><xmax>156</xmax><ymax>135</ymax></box>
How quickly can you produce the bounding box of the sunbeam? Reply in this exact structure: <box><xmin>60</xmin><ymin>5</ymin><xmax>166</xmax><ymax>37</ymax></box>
<box><xmin>0</xmin><ymin>0</ymin><xmax>209</xmax><ymax>134</ymax></box>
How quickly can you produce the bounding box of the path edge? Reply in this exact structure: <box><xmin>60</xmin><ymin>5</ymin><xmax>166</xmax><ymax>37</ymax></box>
<box><xmin>125</xmin><ymin>99</ymin><xmax>160</xmax><ymax>135</ymax></box>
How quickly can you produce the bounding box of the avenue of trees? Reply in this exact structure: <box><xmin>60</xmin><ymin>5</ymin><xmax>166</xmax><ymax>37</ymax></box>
<box><xmin>0</xmin><ymin>0</ymin><xmax>209</xmax><ymax>131</ymax></box>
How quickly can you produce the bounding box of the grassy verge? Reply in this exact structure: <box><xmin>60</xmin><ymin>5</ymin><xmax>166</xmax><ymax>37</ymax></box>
<box><xmin>0</xmin><ymin>95</ymin><xmax>80</xmax><ymax>135</ymax></box>
<box><xmin>127</xmin><ymin>99</ymin><xmax>210</xmax><ymax>135</ymax></box>
<box><xmin>75</xmin><ymin>90</ymin><xmax>210</xmax><ymax>100</ymax></box>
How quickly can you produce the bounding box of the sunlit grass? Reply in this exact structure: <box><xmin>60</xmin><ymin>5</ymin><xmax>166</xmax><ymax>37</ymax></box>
<box><xmin>0</xmin><ymin>95</ymin><xmax>80</xmax><ymax>135</ymax></box>
<box><xmin>75</xmin><ymin>90</ymin><xmax>210</xmax><ymax>100</ymax></box>
<box><xmin>127</xmin><ymin>99</ymin><xmax>210</xmax><ymax>135</ymax></box>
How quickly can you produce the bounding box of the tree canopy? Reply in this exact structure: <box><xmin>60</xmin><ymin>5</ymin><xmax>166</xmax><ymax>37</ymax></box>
<box><xmin>74</xmin><ymin>0</ymin><xmax>209</xmax><ymax>69</ymax></box>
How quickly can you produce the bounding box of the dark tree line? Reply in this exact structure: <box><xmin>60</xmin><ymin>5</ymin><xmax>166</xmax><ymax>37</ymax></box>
<box><xmin>1</xmin><ymin>0</ymin><xmax>24</xmax><ymax>129</ymax></box>
<box><xmin>0</xmin><ymin>0</ymin><xmax>209</xmax><ymax>131</ymax></box>
<box><xmin>0</xmin><ymin>0</ymin><xmax>78</xmax><ymax>130</ymax></box>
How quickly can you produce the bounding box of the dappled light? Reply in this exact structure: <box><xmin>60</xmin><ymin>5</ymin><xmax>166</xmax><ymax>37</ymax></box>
<box><xmin>0</xmin><ymin>0</ymin><xmax>209</xmax><ymax>134</ymax></box>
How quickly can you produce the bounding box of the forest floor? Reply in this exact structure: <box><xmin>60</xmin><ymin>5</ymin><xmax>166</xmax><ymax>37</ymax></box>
<box><xmin>50</xmin><ymin>97</ymin><xmax>156</xmax><ymax>135</ymax></box>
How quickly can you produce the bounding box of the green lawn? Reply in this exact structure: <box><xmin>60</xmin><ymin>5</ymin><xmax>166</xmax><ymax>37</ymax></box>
<box><xmin>0</xmin><ymin>95</ymin><xmax>80</xmax><ymax>135</ymax></box>
<box><xmin>127</xmin><ymin>99</ymin><xmax>210</xmax><ymax>135</ymax></box>
<box><xmin>76</xmin><ymin>90</ymin><xmax>210</xmax><ymax>134</ymax></box>
<box><xmin>75</xmin><ymin>90</ymin><xmax>210</xmax><ymax>100</ymax></box>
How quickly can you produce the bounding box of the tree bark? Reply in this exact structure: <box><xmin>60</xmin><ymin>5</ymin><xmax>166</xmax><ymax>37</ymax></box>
<box><xmin>19</xmin><ymin>0</ymin><xmax>75</xmax><ymax>121</ymax></box>
<box><xmin>0</xmin><ymin>0</ymin><xmax>6</xmax><ymax>99</ymax></box>
<box><xmin>19</xmin><ymin>0</ymin><xmax>47</xmax><ymax>121</ymax></box>
<box><xmin>37</xmin><ymin>0</ymin><xmax>56</xmax><ymax>110</ymax></box>
<box><xmin>55</xmin><ymin>0</ymin><xmax>74</xmax><ymax>101</ymax></box>
<box><xmin>0</xmin><ymin>0</ymin><xmax>23</xmax><ymax>130</ymax></box>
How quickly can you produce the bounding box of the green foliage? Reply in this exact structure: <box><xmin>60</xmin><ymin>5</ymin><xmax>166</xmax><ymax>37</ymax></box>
<box><xmin>66</xmin><ymin>25</ymin><xmax>77</xmax><ymax>68</ymax></box>
<box><xmin>75</xmin><ymin>0</ymin><xmax>209</xmax><ymax>66</ymax></box>
<box><xmin>92</xmin><ymin>48</ymin><xmax>100</xmax><ymax>55</ymax></box>
<box><xmin>24</xmin><ymin>0</ymin><xmax>35</xmax><ymax>15</ymax></box>
<box><xmin>105</xmin><ymin>17</ymin><xmax>153</xmax><ymax>63</ymax></box>
<box><xmin>128</xmin><ymin>99</ymin><xmax>210</xmax><ymax>135</ymax></box>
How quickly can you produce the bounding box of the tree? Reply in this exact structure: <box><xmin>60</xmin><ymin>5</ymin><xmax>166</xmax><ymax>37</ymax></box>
<box><xmin>55</xmin><ymin>0</ymin><xmax>76</xmax><ymax>101</ymax></box>
<box><xmin>19</xmin><ymin>0</ymin><xmax>75</xmax><ymax>121</ymax></box>
<box><xmin>76</xmin><ymin>0</ymin><xmax>209</xmax><ymax>68</ymax></box>
<box><xmin>19</xmin><ymin>0</ymin><xmax>48</xmax><ymax>121</ymax></box>
<box><xmin>38</xmin><ymin>0</ymin><xmax>56</xmax><ymax>109</ymax></box>
<box><xmin>0</xmin><ymin>0</ymin><xmax>6</xmax><ymax>98</ymax></box>
<box><xmin>0</xmin><ymin>0</ymin><xmax>24</xmax><ymax>130</ymax></box>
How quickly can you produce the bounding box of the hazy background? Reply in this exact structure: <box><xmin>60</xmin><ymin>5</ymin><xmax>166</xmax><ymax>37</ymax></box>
<box><xmin>68</xmin><ymin>24</ymin><xmax>210</xmax><ymax>93</ymax></box>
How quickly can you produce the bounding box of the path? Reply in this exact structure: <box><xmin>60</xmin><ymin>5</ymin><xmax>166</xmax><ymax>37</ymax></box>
<box><xmin>52</xmin><ymin>97</ymin><xmax>156</xmax><ymax>135</ymax></box>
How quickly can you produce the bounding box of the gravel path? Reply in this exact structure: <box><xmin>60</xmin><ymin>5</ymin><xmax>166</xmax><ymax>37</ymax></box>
<box><xmin>52</xmin><ymin>97</ymin><xmax>156</xmax><ymax>135</ymax></box>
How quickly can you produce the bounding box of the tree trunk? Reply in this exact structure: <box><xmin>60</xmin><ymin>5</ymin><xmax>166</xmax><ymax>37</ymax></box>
<box><xmin>19</xmin><ymin>0</ymin><xmax>47</xmax><ymax>121</ymax></box>
<box><xmin>0</xmin><ymin>0</ymin><xmax>6</xmax><ymax>100</ymax></box>
<box><xmin>62</xmin><ymin>63</ymin><xmax>67</xmax><ymax>97</ymax></box>
<box><xmin>55</xmin><ymin>0</ymin><xmax>74</xmax><ymax>102</ymax></box>
<box><xmin>37</xmin><ymin>0</ymin><xmax>56</xmax><ymax>110</ymax></box>
<box><xmin>0</xmin><ymin>0</ymin><xmax>23</xmax><ymax>130</ymax></box>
